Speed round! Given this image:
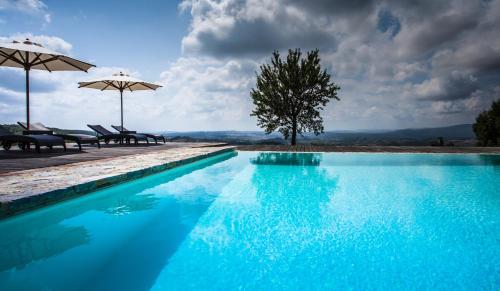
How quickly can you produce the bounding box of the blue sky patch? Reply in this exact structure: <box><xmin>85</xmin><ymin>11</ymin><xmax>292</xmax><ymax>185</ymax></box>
<box><xmin>377</xmin><ymin>9</ymin><xmax>401</xmax><ymax>37</ymax></box>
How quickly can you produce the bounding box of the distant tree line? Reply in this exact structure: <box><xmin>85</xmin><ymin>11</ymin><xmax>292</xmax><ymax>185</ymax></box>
<box><xmin>473</xmin><ymin>100</ymin><xmax>500</xmax><ymax>146</ymax></box>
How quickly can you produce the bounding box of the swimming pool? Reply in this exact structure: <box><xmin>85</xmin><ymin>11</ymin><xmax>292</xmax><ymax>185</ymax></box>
<box><xmin>0</xmin><ymin>151</ymin><xmax>499</xmax><ymax>290</ymax></box>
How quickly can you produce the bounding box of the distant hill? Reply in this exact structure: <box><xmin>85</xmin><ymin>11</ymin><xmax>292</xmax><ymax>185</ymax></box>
<box><xmin>316</xmin><ymin>124</ymin><xmax>474</xmax><ymax>145</ymax></box>
<box><xmin>162</xmin><ymin>124</ymin><xmax>476</xmax><ymax>146</ymax></box>
<box><xmin>360</xmin><ymin>124</ymin><xmax>473</xmax><ymax>139</ymax></box>
<box><xmin>162</xmin><ymin>130</ymin><xmax>284</xmax><ymax>145</ymax></box>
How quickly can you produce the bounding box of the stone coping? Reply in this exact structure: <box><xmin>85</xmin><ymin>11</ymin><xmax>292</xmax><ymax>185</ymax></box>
<box><xmin>0</xmin><ymin>146</ymin><xmax>235</xmax><ymax>219</ymax></box>
<box><xmin>237</xmin><ymin>145</ymin><xmax>500</xmax><ymax>153</ymax></box>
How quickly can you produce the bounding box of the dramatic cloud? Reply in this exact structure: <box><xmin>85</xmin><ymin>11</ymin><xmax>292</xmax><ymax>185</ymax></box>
<box><xmin>180</xmin><ymin>0</ymin><xmax>339</xmax><ymax>57</ymax></box>
<box><xmin>414</xmin><ymin>72</ymin><xmax>479</xmax><ymax>101</ymax></box>
<box><xmin>176</xmin><ymin>0</ymin><xmax>500</xmax><ymax>129</ymax></box>
<box><xmin>1</xmin><ymin>0</ymin><xmax>499</xmax><ymax>131</ymax></box>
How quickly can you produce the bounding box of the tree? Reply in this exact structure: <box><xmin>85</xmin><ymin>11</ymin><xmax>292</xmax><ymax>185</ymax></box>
<box><xmin>473</xmin><ymin>100</ymin><xmax>500</xmax><ymax>146</ymax></box>
<box><xmin>250</xmin><ymin>49</ymin><xmax>340</xmax><ymax>145</ymax></box>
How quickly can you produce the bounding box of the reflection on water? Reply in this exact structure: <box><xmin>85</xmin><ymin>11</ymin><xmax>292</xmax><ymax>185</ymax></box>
<box><xmin>251</xmin><ymin>155</ymin><xmax>336</xmax><ymax>209</ymax></box>
<box><xmin>251</xmin><ymin>152</ymin><xmax>322</xmax><ymax>166</ymax></box>
<box><xmin>321</xmin><ymin>153</ymin><xmax>500</xmax><ymax>167</ymax></box>
<box><xmin>102</xmin><ymin>193</ymin><xmax>158</xmax><ymax>215</ymax></box>
<box><xmin>0</xmin><ymin>224</ymin><xmax>90</xmax><ymax>272</ymax></box>
<box><xmin>151</xmin><ymin>152</ymin><xmax>339</xmax><ymax>289</ymax></box>
<box><xmin>0</xmin><ymin>190</ymin><xmax>159</xmax><ymax>272</ymax></box>
<box><xmin>479</xmin><ymin>154</ymin><xmax>500</xmax><ymax>167</ymax></box>
<box><xmin>0</xmin><ymin>151</ymin><xmax>238</xmax><ymax>291</ymax></box>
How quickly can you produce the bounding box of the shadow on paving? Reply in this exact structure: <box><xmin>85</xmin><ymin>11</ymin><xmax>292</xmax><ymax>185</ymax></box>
<box><xmin>0</xmin><ymin>143</ymin><xmax>181</xmax><ymax>174</ymax></box>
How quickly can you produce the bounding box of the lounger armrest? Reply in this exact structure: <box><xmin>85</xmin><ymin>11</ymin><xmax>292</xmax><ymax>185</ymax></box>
<box><xmin>121</xmin><ymin>130</ymin><xmax>136</xmax><ymax>134</ymax></box>
<box><xmin>23</xmin><ymin>130</ymin><xmax>53</xmax><ymax>135</ymax></box>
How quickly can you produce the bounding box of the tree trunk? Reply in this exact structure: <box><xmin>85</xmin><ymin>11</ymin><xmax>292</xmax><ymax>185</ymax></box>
<box><xmin>291</xmin><ymin>119</ymin><xmax>297</xmax><ymax>146</ymax></box>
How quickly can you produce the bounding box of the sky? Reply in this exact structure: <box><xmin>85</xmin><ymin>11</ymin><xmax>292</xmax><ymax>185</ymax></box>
<box><xmin>0</xmin><ymin>0</ymin><xmax>499</xmax><ymax>132</ymax></box>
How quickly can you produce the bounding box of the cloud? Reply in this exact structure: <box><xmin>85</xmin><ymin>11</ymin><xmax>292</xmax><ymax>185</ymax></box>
<box><xmin>0</xmin><ymin>64</ymin><xmax>128</xmax><ymax>127</ymax></box>
<box><xmin>181</xmin><ymin>0</ymin><xmax>500</xmax><ymax>129</ymax></box>
<box><xmin>289</xmin><ymin>0</ymin><xmax>376</xmax><ymax>15</ymax></box>
<box><xmin>156</xmin><ymin>57</ymin><xmax>259</xmax><ymax>130</ymax></box>
<box><xmin>180</xmin><ymin>0</ymin><xmax>339</xmax><ymax>58</ymax></box>
<box><xmin>0</xmin><ymin>0</ymin><xmax>51</xmax><ymax>23</ymax></box>
<box><xmin>0</xmin><ymin>68</ymin><xmax>58</xmax><ymax>93</ymax></box>
<box><xmin>393</xmin><ymin>4</ymin><xmax>481</xmax><ymax>58</ymax></box>
<box><xmin>415</xmin><ymin>72</ymin><xmax>479</xmax><ymax>101</ymax></box>
<box><xmin>0</xmin><ymin>33</ymin><xmax>72</xmax><ymax>54</ymax></box>
<box><xmin>430</xmin><ymin>89</ymin><xmax>500</xmax><ymax>115</ymax></box>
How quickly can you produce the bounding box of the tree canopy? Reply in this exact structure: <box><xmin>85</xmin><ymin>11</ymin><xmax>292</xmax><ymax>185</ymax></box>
<box><xmin>250</xmin><ymin>49</ymin><xmax>340</xmax><ymax>145</ymax></box>
<box><xmin>473</xmin><ymin>100</ymin><xmax>500</xmax><ymax>146</ymax></box>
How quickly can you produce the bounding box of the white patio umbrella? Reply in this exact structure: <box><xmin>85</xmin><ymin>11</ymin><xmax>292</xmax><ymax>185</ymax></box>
<box><xmin>0</xmin><ymin>38</ymin><xmax>95</xmax><ymax>130</ymax></box>
<box><xmin>78</xmin><ymin>72</ymin><xmax>161</xmax><ymax>129</ymax></box>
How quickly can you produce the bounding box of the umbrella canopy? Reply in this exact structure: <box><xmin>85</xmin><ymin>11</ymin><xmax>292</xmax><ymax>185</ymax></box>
<box><xmin>0</xmin><ymin>38</ymin><xmax>95</xmax><ymax>129</ymax></box>
<box><xmin>78</xmin><ymin>72</ymin><xmax>162</xmax><ymax>129</ymax></box>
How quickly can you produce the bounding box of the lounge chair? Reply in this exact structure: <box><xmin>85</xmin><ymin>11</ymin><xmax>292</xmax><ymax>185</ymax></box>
<box><xmin>0</xmin><ymin>124</ymin><xmax>66</xmax><ymax>153</ymax></box>
<box><xmin>87</xmin><ymin>125</ymin><xmax>149</xmax><ymax>144</ymax></box>
<box><xmin>18</xmin><ymin>122</ymin><xmax>100</xmax><ymax>151</ymax></box>
<box><xmin>111</xmin><ymin>125</ymin><xmax>166</xmax><ymax>144</ymax></box>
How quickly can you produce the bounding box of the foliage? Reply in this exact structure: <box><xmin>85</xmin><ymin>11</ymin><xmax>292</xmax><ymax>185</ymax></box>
<box><xmin>473</xmin><ymin>100</ymin><xmax>500</xmax><ymax>146</ymax></box>
<box><xmin>2</xmin><ymin>124</ymin><xmax>23</xmax><ymax>135</ymax></box>
<box><xmin>250</xmin><ymin>49</ymin><xmax>340</xmax><ymax>145</ymax></box>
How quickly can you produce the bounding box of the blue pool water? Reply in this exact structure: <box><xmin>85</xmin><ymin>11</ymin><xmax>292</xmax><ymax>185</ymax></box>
<box><xmin>0</xmin><ymin>151</ymin><xmax>499</xmax><ymax>290</ymax></box>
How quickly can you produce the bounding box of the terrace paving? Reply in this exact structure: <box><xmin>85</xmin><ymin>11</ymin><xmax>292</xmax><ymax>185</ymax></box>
<box><xmin>0</xmin><ymin>144</ymin><xmax>234</xmax><ymax>218</ymax></box>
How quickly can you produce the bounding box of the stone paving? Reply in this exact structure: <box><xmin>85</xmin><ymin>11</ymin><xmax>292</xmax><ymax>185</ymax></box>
<box><xmin>0</xmin><ymin>145</ymin><xmax>235</xmax><ymax>218</ymax></box>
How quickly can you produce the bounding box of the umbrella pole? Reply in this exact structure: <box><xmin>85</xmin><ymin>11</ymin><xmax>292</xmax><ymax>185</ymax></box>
<box><xmin>26</xmin><ymin>69</ymin><xmax>30</xmax><ymax>131</ymax></box>
<box><xmin>120</xmin><ymin>90</ymin><xmax>123</xmax><ymax>129</ymax></box>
